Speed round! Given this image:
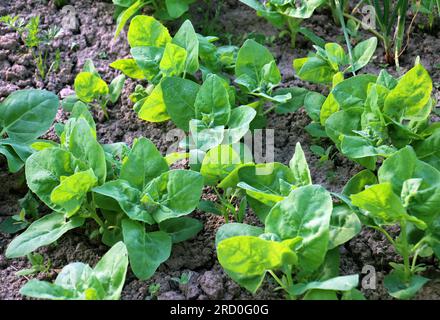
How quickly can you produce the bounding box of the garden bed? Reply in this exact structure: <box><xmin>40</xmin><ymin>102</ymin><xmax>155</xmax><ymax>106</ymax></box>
<box><xmin>0</xmin><ymin>0</ymin><xmax>439</xmax><ymax>300</ymax></box>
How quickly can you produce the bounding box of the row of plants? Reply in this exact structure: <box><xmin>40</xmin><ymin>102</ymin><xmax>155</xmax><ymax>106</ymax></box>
<box><xmin>0</xmin><ymin>7</ymin><xmax>438</xmax><ymax>300</ymax></box>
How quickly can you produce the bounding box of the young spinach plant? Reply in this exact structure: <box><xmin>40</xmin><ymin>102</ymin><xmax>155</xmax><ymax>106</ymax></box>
<box><xmin>350</xmin><ymin>146</ymin><xmax>440</xmax><ymax>299</ymax></box>
<box><xmin>5</xmin><ymin>105</ymin><xmax>204</xmax><ymax>281</ymax></box>
<box><xmin>238</xmin><ymin>0</ymin><xmax>326</xmax><ymax>47</ymax></box>
<box><xmin>64</xmin><ymin>60</ymin><xmax>126</xmax><ymax>119</ymax></box>
<box><xmin>19</xmin><ymin>242</ymin><xmax>129</xmax><ymax>300</ymax></box>
<box><xmin>319</xmin><ymin>63</ymin><xmax>436</xmax><ymax>170</ymax></box>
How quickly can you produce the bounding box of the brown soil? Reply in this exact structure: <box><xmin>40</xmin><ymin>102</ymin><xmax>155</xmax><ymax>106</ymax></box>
<box><xmin>0</xmin><ymin>0</ymin><xmax>439</xmax><ymax>300</ymax></box>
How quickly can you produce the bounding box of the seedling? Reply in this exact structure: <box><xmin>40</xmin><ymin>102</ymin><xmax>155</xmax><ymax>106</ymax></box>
<box><xmin>16</xmin><ymin>253</ymin><xmax>51</xmax><ymax>276</ymax></box>
<box><xmin>0</xmin><ymin>15</ymin><xmax>61</xmax><ymax>80</ymax></box>
<box><xmin>63</xmin><ymin>59</ymin><xmax>126</xmax><ymax>119</ymax></box>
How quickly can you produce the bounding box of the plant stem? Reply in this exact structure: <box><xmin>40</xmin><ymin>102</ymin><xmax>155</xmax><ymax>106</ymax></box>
<box><xmin>342</xmin><ymin>13</ymin><xmax>386</xmax><ymax>42</ymax></box>
<box><xmin>372</xmin><ymin>225</ymin><xmax>396</xmax><ymax>247</ymax></box>
<box><xmin>285</xmin><ymin>18</ymin><xmax>301</xmax><ymax>48</ymax></box>
<box><xmin>399</xmin><ymin>221</ymin><xmax>412</xmax><ymax>282</ymax></box>
<box><xmin>335</xmin><ymin>0</ymin><xmax>355</xmax><ymax>76</ymax></box>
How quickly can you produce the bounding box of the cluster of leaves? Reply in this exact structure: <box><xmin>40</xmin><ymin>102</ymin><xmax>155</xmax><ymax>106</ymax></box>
<box><xmin>0</xmin><ymin>90</ymin><xmax>59</xmax><ymax>173</ymax></box>
<box><xmin>113</xmin><ymin>0</ymin><xmax>196</xmax><ymax>38</ymax></box>
<box><xmin>349</xmin><ymin>146</ymin><xmax>440</xmax><ymax>299</ymax></box>
<box><xmin>297</xmin><ymin>62</ymin><xmax>437</xmax><ymax>171</ymax></box>
<box><xmin>238</xmin><ymin>0</ymin><xmax>326</xmax><ymax>47</ymax></box>
<box><xmin>62</xmin><ymin>60</ymin><xmax>126</xmax><ymax>119</ymax></box>
<box><xmin>111</xmin><ymin>16</ymin><xmax>293</xmax><ymax>142</ymax></box>
<box><xmin>0</xmin><ymin>15</ymin><xmax>61</xmax><ymax>79</ymax></box>
<box><xmin>214</xmin><ymin>143</ymin><xmax>364</xmax><ymax>299</ymax></box>
<box><xmin>5</xmin><ymin>102</ymin><xmax>204</xmax><ymax>282</ymax></box>
<box><xmin>20</xmin><ymin>242</ymin><xmax>129</xmax><ymax>300</ymax></box>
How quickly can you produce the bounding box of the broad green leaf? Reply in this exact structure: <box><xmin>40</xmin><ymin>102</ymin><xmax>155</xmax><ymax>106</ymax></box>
<box><xmin>289</xmin><ymin>142</ymin><xmax>311</xmax><ymax>186</ymax></box>
<box><xmin>110</xmin><ymin>59</ymin><xmax>145</xmax><ymax>79</ymax></box>
<box><xmin>165</xmin><ymin>0</ymin><xmax>195</xmax><ymax>18</ymax></box>
<box><xmin>274</xmin><ymin>87</ymin><xmax>309</xmax><ymax>114</ymax></box>
<box><xmin>0</xmin><ymin>89</ymin><xmax>59</xmax><ymax>143</ymax></box>
<box><xmin>223</xmin><ymin>106</ymin><xmax>256</xmax><ymax>144</ymax></box>
<box><xmin>142</xmin><ymin>169</ymin><xmax>203</xmax><ymax>223</ymax></box>
<box><xmin>217</xmin><ymin>235</ymin><xmax>297</xmax><ymax>277</ymax></box>
<box><xmin>325</xmin><ymin>43</ymin><xmax>346</xmax><ymax>70</ymax></box>
<box><xmin>328</xmin><ymin>205</ymin><xmax>361</xmax><ymax>249</ymax></box>
<box><xmin>93</xmin><ymin>241</ymin><xmax>129</xmax><ymax>300</ymax></box>
<box><xmin>320</xmin><ymin>93</ymin><xmax>338</xmax><ymax>125</ymax></box>
<box><xmin>384</xmin><ymin>64</ymin><xmax>432</xmax><ymax>120</ymax></box>
<box><xmin>137</xmin><ymin>83</ymin><xmax>170</xmax><ymax>122</ymax></box>
<box><xmin>194</xmin><ymin>74</ymin><xmax>231</xmax><ymax>126</ymax></box>
<box><xmin>414</xmin><ymin>128</ymin><xmax>440</xmax><ymax>171</ymax></box>
<box><xmin>127</xmin><ymin>15</ymin><xmax>171</xmax><ymax>48</ymax></box>
<box><xmin>303</xmin><ymin>289</ymin><xmax>338</xmax><ymax>300</ymax></box>
<box><xmin>159</xmin><ymin>217</ymin><xmax>203</xmax><ymax>243</ymax></box>
<box><xmin>25</xmin><ymin>148</ymin><xmax>75</xmax><ymax>211</ymax></box>
<box><xmin>20</xmin><ymin>280</ymin><xmax>77</xmax><ymax>300</ymax></box>
<box><xmin>201</xmin><ymin>145</ymin><xmax>242</xmax><ymax>186</ymax></box>
<box><xmin>332</xmin><ymin>74</ymin><xmax>377</xmax><ymax>110</ymax></box>
<box><xmin>340</xmin><ymin>135</ymin><xmax>396</xmax><ymax>159</ymax></box>
<box><xmin>189</xmin><ymin>119</ymin><xmax>224</xmax><ymax>151</ymax></box>
<box><xmin>237</xmin><ymin>163</ymin><xmax>295</xmax><ymax>206</ymax></box>
<box><xmin>304</xmin><ymin>91</ymin><xmax>325</xmax><ymax>122</ymax></box>
<box><xmin>265</xmin><ymin>185</ymin><xmax>333</xmax><ymax>272</ymax></box>
<box><xmin>130</xmin><ymin>46</ymin><xmax>164</xmax><ymax>80</ymax></box>
<box><xmin>235</xmin><ymin>39</ymin><xmax>277</xmax><ymax>91</ymax></box>
<box><xmin>215</xmin><ymin>223</ymin><xmax>264</xmax><ymax>247</ymax></box>
<box><xmin>350</xmin><ymin>183</ymin><xmax>426</xmax><ymax>228</ymax></box>
<box><xmin>68</xmin><ymin>118</ymin><xmax>106</xmax><ymax>184</ymax></box>
<box><xmin>122</xmin><ymin>219</ymin><xmax>172</xmax><ymax>280</ymax></box>
<box><xmin>74</xmin><ymin>72</ymin><xmax>109</xmax><ymax>103</ymax></box>
<box><xmin>384</xmin><ymin>271</ymin><xmax>429</xmax><ymax>300</ymax></box>
<box><xmin>50</xmin><ymin>169</ymin><xmax>98</xmax><ymax>217</ymax></box>
<box><xmin>92</xmin><ymin>180</ymin><xmax>154</xmax><ymax>224</ymax></box>
<box><xmin>71</xmin><ymin>102</ymin><xmax>96</xmax><ymax>132</ymax></box>
<box><xmin>0</xmin><ymin>143</ymin><xmax>25</xmax><ymax>173</ymax></box>
<box><xmin>6</xmin><ymin>212</ymin><xmax>85</xmax><ymax>258</ymax></box>
<box><xmin>294</xmin><ymin>56</ymin><xmax>334</xmax><ymax>84</ymax></box>
<box><xmin>159</xmin><ymin>43</ymin><xmax>187</xmax><ymax>77</ymax></box>
<box><xmin>120</xmin><ymin>137</ymin><xmax>169</xmax><ymax>190</ymax></box>
<box><xmin>114</xmin><ymin>0</ymin><xmax>145</xmax><ymax>39</ymax></box>
<box><xmin>350</xmin><ymin>37</ymin><xmax>377</xmax><ymax>72</ymax></box>
<box><xmin>162</xmin><ymin>77</ymin><xmax>199</xmax><ymax>131</ymax></box>
<box><xmin>342</xmin><ymin>169</ymin><xmax>377</xmax><ymax>196</ymax></box>
<box><xmin>291</xmin><ymin>275</ymin><xmax>359</xmax><ymax>296</ymax></box>
<box><xmin>172</xmin><ymin>20</ymin><xmax>199</xmax><ymax>74</ymax></box>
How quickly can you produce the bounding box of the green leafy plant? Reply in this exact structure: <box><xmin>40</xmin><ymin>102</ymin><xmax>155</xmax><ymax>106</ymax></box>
<box><xmin>0</xmin><ymin>192</ymin><xmax>40</xmax><ymax>234</ymax></box>
<box><xmin>293</xmin><ymin>37</ymin><xmax>377</xmax><ymax>86</ymax></box>
<box><xmin>15</xmin><ymin>253</ymin><xmax>51</xmax><ymax>277</ymax></box>
<box><xmin>63</xmin><ymin>60</ymin><xmax>126</xmax><ymax>119</ymax></box>
<box><xmin>19</xmin><ymin>242</ymin><xmax>129</xmax><ymax>300</ymax></box>
<box><xmin>113</xmin><ymin>0</ymin><xmax>196</xmax><ymax>38</ymax></box>
<box><xmin>415</xmin><ymin>0</ymin><xmax>440</xmax><ymax>31</ymax></box>
<box><xmin>0</xmin><ymin>15</ymin><xmax>61</xmax><ymax>79</ymax></box>
<box><xmin>350</xmin><ymin>146</ymin><xmax>440</xmax><ymax>299</ymax></box>
<box><xmin>0</xmin><ymin>89</ymin><xmax>59</xmax><ymax>173</ymax></box>
<box><xmin>238</xmin><ymin>0</ymin><xmax>326</xmax><ymax>47</ymax></box>
<box><xmin>5</xmin><ymin>105</ymin><xmax>204</xmax><ymax>281</ymax></box>
<box><xmin>216</xmin><ymin>183</ymin><xmax>363</xmax><ymax>300</ymax></box>
<box><xmin>111</xmin><ymin>16</ymin><xmax>290</xmax><ymax>130</ymax></box>
<box><xmin>316</xmin><ymin>62</ymin><xmax>437</xmax><ymax>170</ymax></box>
